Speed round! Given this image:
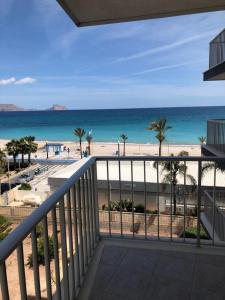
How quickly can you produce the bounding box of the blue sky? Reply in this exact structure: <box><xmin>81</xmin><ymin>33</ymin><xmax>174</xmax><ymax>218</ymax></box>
<box><xmin>0</xmin><ymin>0</ymin><xmax>225</xmax><ymax>109</ymax></box>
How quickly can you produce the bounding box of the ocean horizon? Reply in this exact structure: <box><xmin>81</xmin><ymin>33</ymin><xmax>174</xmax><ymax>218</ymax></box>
<box><xmin>0</xmin><ymin>106</ymin><xmax>224</xmax><ymax>144</ymax></box>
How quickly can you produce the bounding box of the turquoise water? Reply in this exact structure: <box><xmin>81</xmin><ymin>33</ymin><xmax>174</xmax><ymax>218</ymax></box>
<box><xmin>0</xmin><ymin>106</ymin><xmax>224</xmax><ymax>144</ymax></box>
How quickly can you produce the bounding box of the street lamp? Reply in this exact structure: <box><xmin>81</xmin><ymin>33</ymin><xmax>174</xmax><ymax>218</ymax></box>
<box><xmin>45</xmin><ymin>141</ymin><xmax>49</xmax><ymax>159</ymax></box>
<box><xmin>117</xmin><ymin>140</ymin><xmax>120</xmax><ymax>157</ymax></box>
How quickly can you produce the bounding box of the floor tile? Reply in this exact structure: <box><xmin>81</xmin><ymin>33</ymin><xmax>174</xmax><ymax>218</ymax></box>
<box><xmin>120</xmin><ymin>248</ymin><xmax>159</xmax><ymax>274</ymax></box>
<box><xmin>100</xmin><ymin>245</ymin><xmax>128</xmax><ymax>266</ymax></box>
<box><xmin>105</xmin><ymin>268</ymin><xmax>151</xmax><ymax>299</ymax></box>
<box><xmin>154</xmin><ymin>254</ymin><xmax>195</xmax><ymax>285</ymax></box>
<box><xmin>145</xmin><ymin>275</ymin><xmax>191</xmax><ymax>300</ymax></box>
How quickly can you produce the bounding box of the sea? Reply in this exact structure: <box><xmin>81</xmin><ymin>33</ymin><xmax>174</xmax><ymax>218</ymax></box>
<box><xmin>0</xmin><ymin>106</ymin><xmax>224</xmax><ymax>144</ymax></box>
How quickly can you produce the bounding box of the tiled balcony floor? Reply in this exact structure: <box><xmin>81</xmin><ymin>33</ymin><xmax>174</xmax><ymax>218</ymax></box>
<box><xmin>86</xmin><ymin>242</ymin><xmax>225</xmax><ymax>300</ymax></box>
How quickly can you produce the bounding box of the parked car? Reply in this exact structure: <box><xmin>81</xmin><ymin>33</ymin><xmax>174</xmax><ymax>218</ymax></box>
<box><xmin>15</xmin><ymin>174</ymin><xmax>34</xmax><ymax>184</ymax></box>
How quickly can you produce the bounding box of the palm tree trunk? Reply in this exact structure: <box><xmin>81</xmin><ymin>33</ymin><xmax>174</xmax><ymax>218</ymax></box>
<box><xmin>159</xmin><ymin>141</ymin><xmax>162</xmax><ymax>156</ymax></box>
<box><xmin>28</xmin><ymin>152</ymin><xmax>31</xmax><ymax>165</ymax></box>
<box><xmin>13</xmin><ymin>156</ymin><xmax>16</xmax><ymax>169</ymax></box>
<box><xmin>80</xmin><ymin>139</ymin><xmax>82</xmax><ymax>158</ymax></box>
<box><xmin>21</xmin><ymin>153</ymin><xmax>24</xmax><ymax>167</ymax></box>
<box><xmin>88</xmin><ymin>141</ymin><xmax>91</xmax><ymax>155</ymax></box>
<box><xmin>173</xmin><ymin>184</ymin><xmax>177</xmax><ymax>215</ymax></box>
<box><xmin>123</xmin><ymin>141</ymin><xmax>125</xmax><ymax>156</ymax></box>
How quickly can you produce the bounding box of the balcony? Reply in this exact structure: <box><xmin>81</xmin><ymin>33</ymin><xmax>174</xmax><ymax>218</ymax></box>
<box><xmin>1</xmin><ymin>155</ymin><xmax>225</xmax><ymax>299</ymax></box>
<box><xmin>202</xmin><ymin>119</ymin><xmax>225</xmax><ymax>157</ymax></box>
<box><xmin>204</xmin><ymin>29</ymin><xmax>225</xmax><ymax>81</ymax></box>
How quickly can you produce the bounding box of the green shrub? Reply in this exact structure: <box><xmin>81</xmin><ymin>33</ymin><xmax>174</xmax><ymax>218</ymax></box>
<box><xmin>18</xmin><ymin>183</ymin><xmax>32</xmax><ymax>190</ymax></box>
<box><xmin>134</xmin><ymin>204</ymin><xmax>145</xmax><ymax>213</ymax></box>
<box><xmin>27</xmin><ymin>236</ymin><xmax>54</xmax><ymax>267</ymax></box>
<box><xmin>0</xmin><ymin>215</ymin><xmax>12</xmax><ymax>241</ymax></box>
<box><xmin>180</xmin><ymin>226</ymin><xmax>209</xmax><ymax>240</ymax></box>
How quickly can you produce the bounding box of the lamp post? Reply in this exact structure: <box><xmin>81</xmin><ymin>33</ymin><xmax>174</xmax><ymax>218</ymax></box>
<box><xmin>7</xmin><ymin>157</ymin><xmax>11</xmax><ymax>190</ymax></box>
<box><xmin>46</xmin><ymin>141</ymin><xmax>49</xmax><ymax>159</ymax></box>
<box><xmin>117</xmin><ymin>140</ymin><xmax>120</xmax><ymax>157</ymax></box>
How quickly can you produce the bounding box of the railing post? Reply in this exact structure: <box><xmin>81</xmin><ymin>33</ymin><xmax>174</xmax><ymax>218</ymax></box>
<box><xmin>197</xmin><ymin>160</ymin><xmax>202</xmax><ymax>248</ymax></box>
<box><xmin>0</xmin><ymin>262</ymin><xmax>9</xmax><ymax>300</ymax></box>
<box><xmin>93</xmin><ymin>161</ymin><xmax>100</xmax><ymax>239</ymax></box>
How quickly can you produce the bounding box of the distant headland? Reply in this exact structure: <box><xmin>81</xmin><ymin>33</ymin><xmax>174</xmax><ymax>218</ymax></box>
<box><xmin>0</xmin><ymin>104</ymin><xmax>68</xmax><ymax>111</ymax></box>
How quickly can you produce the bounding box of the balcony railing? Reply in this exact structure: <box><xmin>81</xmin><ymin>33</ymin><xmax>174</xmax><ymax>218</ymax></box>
<box><xmin>0</xmin><ymin>155</ymin><xmax>225</xmax><ymax>299</ymax></box>
<box><xmin>209</xmin><ymin>29</ymin><xmax>225</xmax><ymax>69</ymax></box>
<box><xmin>207</xmin><ymin>119</ymin><xmax>225</xmax><ymax>153</ymax></box>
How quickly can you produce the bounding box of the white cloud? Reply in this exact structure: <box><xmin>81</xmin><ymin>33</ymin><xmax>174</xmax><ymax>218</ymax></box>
<box><xmin>129</xmin><ymin>60</ymin><xmax>206</xmax><ymax>76</ymax></box>
<box><xmin>0</xmin><ymin>77</ymin><xmax>16</xmax><ymax>86</ymax></box>
<box><xmin>113</xmin><ymin>29</ymin><xmax>219</xmax><ymax>63</ymax></box>
<box><xmin>14</xmin><ymin>77</ymin><xmax>36</xmax><ymax>85</ymax></box>
<box><xmin>0</xmin><ymin>77</ymin><xmax>36</xmax><ymax>86</ymax></box>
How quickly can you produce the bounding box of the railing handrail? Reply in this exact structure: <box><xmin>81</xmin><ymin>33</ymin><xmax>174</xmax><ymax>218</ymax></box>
<box><xmin>0</xmin><ymin>156</ymin><xmax>96</xmax><ymax>262</ymax></box>
<box><xmin>95</xmin><ymin>156</ymin><xmax>225</xmax><ymax>162</ymax></box>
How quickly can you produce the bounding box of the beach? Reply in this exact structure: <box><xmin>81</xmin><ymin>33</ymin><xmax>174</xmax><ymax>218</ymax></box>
<box><xmin>0</xmin><ymin>139</ymin><xmax>201</xmax><ymax>158</ymax></box>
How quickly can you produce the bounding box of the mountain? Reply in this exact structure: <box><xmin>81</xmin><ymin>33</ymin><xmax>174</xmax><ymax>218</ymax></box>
<box><xmin>47</xmin><ymin>104</ymin><xmax>68</xmax><ymax>111</ymax></box>
<box><xmin>0</xmin><ymin>104</ymin><xmax>68</xmax><ymax>111</ymax></box>
<box><xmin>0</xmin><ymin>104</ymin><xmax>25</xmax><ymax>111</ymax></box>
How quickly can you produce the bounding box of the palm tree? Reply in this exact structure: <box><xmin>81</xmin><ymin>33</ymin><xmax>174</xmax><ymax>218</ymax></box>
<box><xmin>6</xmin><ymin>139</ymin><xmax>20</xmax><ymax>169</ymax></box>
<box><xmin>18</xmin><ymin>138</ymin><xmax>29</xmax><ymax>167</ymax></box>
<box><xmin>0</xmin><ymin>149</ymin><xmax>6</xmax><ymax>174</ymax></box>
<box><xmin>25</xmin><ymin>136</ymin><xmax>38</xmax><ymax>165</ymax></box>
<box><xmin>147</xmin><ymin>118</ymin><xmax>172</xmax><ymax>156</ymax></box>
<box><xmin>155</xmin><ymin>151</ymin><xmax>196</xmax><ymax>215</ymax></box>
<box><xmin>120</xmin><ymin>134</ymin><xmax>128</xmax><ymax>156</ymax></box>
<box><xmin>86</xmin><ymin>132</ymin><xmax>93</xmax><ymax>155</ymax></box>
<box><xmin>198</xmin><ymin>136</ymin><xmax>206</xmax><ymax>145</ymax></box>
<box><xmin>74</xmin><ymin>128</ymin><xmax>86</xmax><ymax>158</ymax></box>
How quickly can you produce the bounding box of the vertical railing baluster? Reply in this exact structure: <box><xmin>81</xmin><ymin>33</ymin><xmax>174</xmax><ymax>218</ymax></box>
<box><xmin>71</xmin><ymin>184</ymin><xmax>81</xmax><ymax>289</ymax></box>
<box><xmin>66</xmin><ymin>191</ymin><xmax>76</xmax><ymax>299</ymax></box>
<box><xmin>144</xmin><ymin>161</ymin><xmax>147</xmax><ymax>240</ymax></box>
<box><xmin>17</xmin><ymin>243</ymin><xmax>27</xmax><ymax>300</ymax></box>
<box><xmin>85</xmin><ymin>171</ymin><xmax>91</xmax><ymax>260</ymax></box>
<box><xmin>90</xmin><ymin>165</ymin><xmax>96</xmax><ymax>244</ymax></box>
<box><xmin>183</xmin><ymin>161</ymin><xmax>186</xmax><ymax>243</ymax></box>
<box><xmin>81</xmin><ymin>175</ymin><xmax>88</xmax><ymax>268</ymax></box>
<box><xmin>31</xmin><ymin>228</ymin><xmax>41</xmax><ymax>300</ymax></box>
<box><xmin>170</xmin><ymin>162</ymin><xmax>173</xmax><ymax>242</ymax></box>
<box><xmin>59</xmin><ymin>199</ymin><xmax>69</xmax><ymax>300</ymax></box>
<box><xmin>0</xmin><ymin>262</ymin><xmax>9</xmax><ymax>300</ymax></box>
<box><xmin>42</xmin><ymin>216</ymin><xmax>52</xmax><ymax>300</ymax></box>
<box><xmin>93</xmin><ymin>162</ymin><xmax>100</xmax><ymax>239</ymax></box>
<box><xmin>106</xmin><ymin>160</ymin><xmax>111</xmax><ymax>237</ymax></box>
<box><xmin>197</xmin><ymin>160</ymin><xmax>202</xmax><ymax>248</ymax></box>
<box><xmin>212</xmin><ymin>163</ymin><xmax>217</xmax><ymax>245</ymax></box>
<box><xmin>131</xmin><ymin>160</ymin><xmax>134</xmax><ymax>238</ymax></box>
<box><xmin>51</xmin><ymin>207</ymin><xmax>61</xmax><ymax>300</ymax></box>
<box><xmin>118</xmin><ymin>158</ymin><xmax>123</xmax><ymax>237</ymax></box>
<box><xmin>87</xmin><ymin>169</ymin><xmax>94</xmax><ymax>251</ymax></box>
<box><xmin>156</xmin><ymin>161</ymin><xmax>160</xmax><ymax>240</ymax></box>
<box><xmin>77</xmin><ymin>179</ymin><xmax>85</xmax><ymax>276</ymax></box>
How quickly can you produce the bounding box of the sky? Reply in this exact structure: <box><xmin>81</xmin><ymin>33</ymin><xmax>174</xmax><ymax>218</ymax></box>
<box><xmin>0</xmin><ymin>0</ymin><xmax>225</xmax><ymax>110</ymax></box>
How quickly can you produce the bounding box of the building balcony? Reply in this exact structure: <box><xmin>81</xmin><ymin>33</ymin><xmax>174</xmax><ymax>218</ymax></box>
<box><xmin>204</xmin><ymin>29</ymin><xmax>225</xmax><ymax>81</ymax></box>
<box><xmin>202</xmin><ymin>119</ymin><xmax>225</xmax><ymax>159</ymax></box>
<box><xmin>0</xmin><ymin>155</ymin><xmax>225</xmax><ymax>299</ymax></box>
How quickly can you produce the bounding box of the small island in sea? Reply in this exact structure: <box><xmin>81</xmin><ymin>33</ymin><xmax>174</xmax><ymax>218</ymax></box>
<box><xmin>0</xmin><ymin>103</ymin><xmax>68</xmax><ymax>112</ymax></box>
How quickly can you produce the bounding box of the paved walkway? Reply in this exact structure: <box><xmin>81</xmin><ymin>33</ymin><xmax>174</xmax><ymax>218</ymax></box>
<box><xmin>88</xmin><ymin>245</ymin><xmax>225</xmax><ymax>300</ymax></box>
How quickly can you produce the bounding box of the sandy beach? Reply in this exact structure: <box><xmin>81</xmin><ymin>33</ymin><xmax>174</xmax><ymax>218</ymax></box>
<box><xmin>0</xmin><ymin>139</ymin><xmax>201</xmax><ymax>158</ymax></box>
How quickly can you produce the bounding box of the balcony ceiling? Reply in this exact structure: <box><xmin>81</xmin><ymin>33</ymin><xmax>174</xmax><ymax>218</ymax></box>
<box><xmin>57</xmin><ymin>0</ymin><xmax>225</xmax><ymax>27</ymax></box>
<box><xmin>203</xmin><ymin>61</ymin><xmax>225</xmax><ymax>80</ymax></box>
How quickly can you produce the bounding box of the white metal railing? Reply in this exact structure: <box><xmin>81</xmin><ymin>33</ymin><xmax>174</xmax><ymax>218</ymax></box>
<box><xmin>1</xmin><ymin>155</ymin><xmax>225</xmax><ymax>299</ymax></box>
<box><xmin>0</xmin><ymin>156</ymin><xmax>99</xmax><ymax>300</ymax></box>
